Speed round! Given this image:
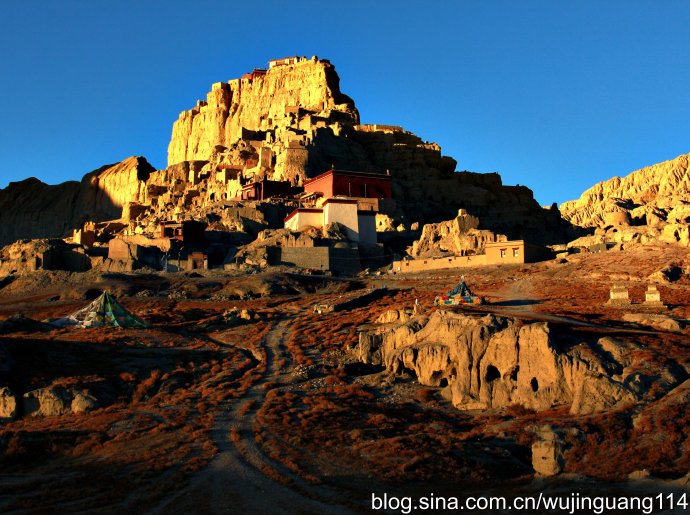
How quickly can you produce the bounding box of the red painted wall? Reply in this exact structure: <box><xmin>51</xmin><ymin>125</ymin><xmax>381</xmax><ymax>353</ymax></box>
<box><xmin>305</xmin><ymin>172</ymin><xmax>392</xmax><ymax>199</ymax></box>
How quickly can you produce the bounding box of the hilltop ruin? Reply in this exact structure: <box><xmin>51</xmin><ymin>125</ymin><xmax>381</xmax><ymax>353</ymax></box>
<box><xmin>0</xmin><ymin>56</ymin><xmax>573</xmax><ymax>275</ymax></box>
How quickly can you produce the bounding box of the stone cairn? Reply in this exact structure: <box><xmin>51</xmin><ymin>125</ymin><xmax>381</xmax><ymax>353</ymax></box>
<box><xmin>643</xmin><ymin>285</ymin><xmax>666</xmax><ymax>309</ymax></box>
<box><xmin>606</xmin><ymin>284</ymin><xmax>666</xmax><ymax>308</ymax></box>
<box><xmin>606</xmin><ymin>285</ymin><xmax>631</xmax><ymax>306</ymax></box>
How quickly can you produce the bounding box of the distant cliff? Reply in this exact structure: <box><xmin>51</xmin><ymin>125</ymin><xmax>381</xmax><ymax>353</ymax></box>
<box><xmin>561</xmin><ymin>153</ymin><xmax>690</xmax><ymax>247</ymax></box>
<box><xmin>0</xmin><ymin>157</ymin><xmax>153</xmax><ymax>246</ymax></box>
<box><xmin>561</xmin><ymin>153</ymin><xmax>690</xmax><ymax>227</ymax></box>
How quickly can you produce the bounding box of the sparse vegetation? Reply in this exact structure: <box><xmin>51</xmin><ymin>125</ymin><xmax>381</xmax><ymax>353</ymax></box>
<box><xmin>0</xmin><ymin>251</ymin><xmax>688</xmax><ymax>511</ymax></box>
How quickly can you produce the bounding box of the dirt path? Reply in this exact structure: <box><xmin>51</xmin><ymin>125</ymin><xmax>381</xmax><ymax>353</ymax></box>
<box><xmin>149</xmin><ymin>317</ymin><xmax>354</xmax><ymax>515</ymax></box>
<box><xmin>477</xmin><ymin>278</ymin><xmax>661</xmax><ymax>333</ymax></box>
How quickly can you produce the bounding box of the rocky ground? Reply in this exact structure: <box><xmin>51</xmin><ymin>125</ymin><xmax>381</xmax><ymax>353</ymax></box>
<box><xmin>0</xmin><ymin>244</ymin><xmax>689</xmax><ymax>513</ymax></box>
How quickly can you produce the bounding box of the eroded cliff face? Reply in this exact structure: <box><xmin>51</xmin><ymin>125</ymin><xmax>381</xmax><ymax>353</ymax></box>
<box><xmin>0</xmin><ymin>156</ymin><xmax>154</xmax><ymax>246</ymax></box>
<box><xmin>165</xmin><ymin>57</ymin><xmax>573</xmax><ymax>242</ymax></box>
<box><xmin>561</xmin><ymin>153</ymin><xmax>690</xmax><ymax>247</ymax></box>
<box><xmin>357</xmin><ymin>310</ymin><xmax>686</xmax><ymax>415</ymax></box>
<box><xmin>167</xmin><ymin>57</ymin><xmax>359</xmax><ymax>166</ymax></box>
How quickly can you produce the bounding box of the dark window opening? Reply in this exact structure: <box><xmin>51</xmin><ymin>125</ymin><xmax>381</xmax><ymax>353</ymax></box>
<box><xmin>510</xmin><ymin>366</ymin><xmax>519</xmax><ymax>381</ymax></box>
<box><xmin>531</xmin><ymin>377</ymin><xmax>539</xmax><ymax>392</ymax></box>
<box><xmin>486</xmin><ymin>365</ymin><xmax>501</xmax><ymax>382</ymax></box>
<box><xmin>439</xmin><ymin>378</ymin><xmax>448</xmax><ymax>388</ymax></box>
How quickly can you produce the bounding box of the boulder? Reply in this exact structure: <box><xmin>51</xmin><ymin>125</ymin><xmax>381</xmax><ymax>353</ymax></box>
<box><xmin>622</xmin><ymin>313</ymin><xmax>682</xmax><ymax>332</ymax></box>
<box><xmin>647</xmin><ymin>265</ymin><xmax>684</xmax><ymax>283</ymax></box>
<box><xmin>628</xmin><ymin>469</ymin><xmax>651</xmax><ymax>480</ymax></box>
<box><xmin>531</xmin><ymin>428</ymin><xmax>563</xmax><ymax>476</ymax></box>
<box><xmin>23</xmin><ymin>386</ymin><xmax>73</xmax><ymax>417</ymax></box>
<box><xmin>23</xmin><ymin>386</ymin><xmax>98</xmax><ymax>417</ymax></box>
<box><xmin>71</xmin><ymin>392</ymin><xmax>99</xmax><ymax>414</ymax></box>
<box><xmin>0</xmin><ymin>386</ymin><xmax>17</xmax><ymax>419</ymax></box>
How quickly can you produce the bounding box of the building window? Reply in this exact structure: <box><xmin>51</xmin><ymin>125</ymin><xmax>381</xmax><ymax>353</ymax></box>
<box><xmin>513</xmin><ymin>248</ymin><xmax>519</xmax><ymax>257</ymax></box>
<box><xmin>500</xmin><ymin>249</ymin><xmax>506</xmax><ymax>258</ymax></box>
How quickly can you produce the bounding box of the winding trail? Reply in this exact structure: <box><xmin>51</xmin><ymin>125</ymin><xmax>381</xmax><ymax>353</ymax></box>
<box><xmin>149</xmin><ymin>316</ymin><xmax>355</xmax><ymax>514</ymax></box>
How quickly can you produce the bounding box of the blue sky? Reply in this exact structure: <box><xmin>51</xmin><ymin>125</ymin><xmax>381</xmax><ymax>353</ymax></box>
<box><xmin>1</xmin><ymin>1</ymin><xmax>689</xmax><ymax>205</ymax></box>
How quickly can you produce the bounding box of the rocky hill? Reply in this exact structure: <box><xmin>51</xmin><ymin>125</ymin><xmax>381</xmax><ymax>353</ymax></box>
<box><xmin>168</xmin><ymin>57</ymin><xmax>359</xmax><ymax>166</ymax></box>
<box><xmin>0</xmin><ymin>157</ymin><xmax>154</xmax><ymax>246</ymax></box>
<box><xmin>166</xmin><ymin>56</ymin><xmax>573</xmax><ymax>242</ymax></box>
<box><xmin>561</xmin><ymin>153</ymin><xmax>690</xmax><ymax>247</ymax></box>
<box><xmin>0</xmin><ymin>57</ymin><xmax>574</xmax><ymax>248</ymax></box>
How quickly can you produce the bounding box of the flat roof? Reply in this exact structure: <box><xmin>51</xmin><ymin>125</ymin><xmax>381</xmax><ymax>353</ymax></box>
<box><xmin>304</xmin><ymin>169</ymin><xmax>391</xmax><ymax>186</ymax></box>
<box><xmin>484</xmin><ymin>240</ymin><xmax>525</xmax><ymax>247</ymax></box>
<box><xmin>284</xmin><ymin>207</ymin><xmax>323</xmax><ymax>223</ymax></box>
<box><xmin>322</xmin><ymin>197</ymin><xmax>358</xmax><ymax>205</ymax></box>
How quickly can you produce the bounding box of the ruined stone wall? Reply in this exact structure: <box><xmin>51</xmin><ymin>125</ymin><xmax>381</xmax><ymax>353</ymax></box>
<box><xmin>279</xmin><ymin>246</ymin><xmax>331</xmax><ymax>270</ymax></box>
<box><xmin>393</xmin><ymin>254</ymin><xmax>487</xmax><ymax>272</ymax></box>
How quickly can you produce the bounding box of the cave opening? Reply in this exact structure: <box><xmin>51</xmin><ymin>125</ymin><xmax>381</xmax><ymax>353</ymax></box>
<box><xmin>485</xmin><ymin>365</ymin><xmax>500</xmax><ymax>382</ymax></box>
<box><xmin>531</xmin><ymin>377</ymin><xmax>539</xmax><ymax>392</ymax></box>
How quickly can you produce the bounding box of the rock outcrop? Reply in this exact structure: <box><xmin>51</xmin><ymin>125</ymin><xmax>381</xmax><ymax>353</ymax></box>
<box><xmin>409</xmin><ymin>209</ymin><xmax>507</xmax><ymax>258</ymax></box>
<box><xmin>22</xmin><ymin>386</ymin><xmax>98</xmax><ymax>417</ymax></box>
<box><xmin>356</xmin><ymin>310</ymin><xmax>685</xmax><ymax>415</ymax></box>
<box><xmin>0</xmin><ymin>156</ymin><xmax>154</xmax><ymax>246</ymax></box>
<box><xmin>561</xmin><ymin>153</ymin><xmax>690</xmax><ymax>247</ymax></box>
<box><xmin>531</xmin><ymin>426</ymin><xmax>564</xmax><ymax>476</ymax></box>
<box><xmin>0</xmin><ymin>239</ymin><xmax>92</xmax><ymax>274</ymax></box>
<box><xmin>0</xmin><ymin>387</ymin><xmax>17</xmax><ymax>419</ymax></box>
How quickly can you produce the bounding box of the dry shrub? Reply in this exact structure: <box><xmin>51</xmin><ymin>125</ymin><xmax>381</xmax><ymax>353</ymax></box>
<box><xmin>505</xmin><ymin>404</ymin><xmax>536</xmax><ymax>417</ymax></box>
<box><xmin>238</xmin><ymin>399</ymin><xmax>256</xmax><ymax>417</ymax></box>
<box><xmin>119</xmin><ymin>371</ymin><xmax>136</xmax><ymax>382</ymax></box>
<box><xmin>324</xmin><ymin>375</ymin><xmax>342</xmax><ymax>386</ymax></box>
<box><xmin>132</xmin><ymin>369</ymin><xmax>163</xmax><ymax>403</ymax></box>
<box><xmin>415</xmin><ymin>388</ymin><xmax>435</xmax><ymax>403</ymax></box>
<box><xmin>366</xmin><ymin>413</ymin><xmax>391</xmax><ymax>429</ymax></box>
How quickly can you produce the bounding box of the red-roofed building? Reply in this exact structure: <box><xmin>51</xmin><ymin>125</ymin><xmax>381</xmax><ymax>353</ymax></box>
<box><xmin>240</xmin><ymin>179</ymin><xmax>297</xmax><ymax>201</ymax></box>
<box><xmin>303</xmin><ymin>169</ymin><xmax>393</xmax><ymax>200</ymax></box>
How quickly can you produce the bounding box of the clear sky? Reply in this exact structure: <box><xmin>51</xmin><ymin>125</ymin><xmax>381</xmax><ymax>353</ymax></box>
<box><xmin>1</xmin><ymin>1</ymin><xmax>689</xmax><ymax>205</ymax></box>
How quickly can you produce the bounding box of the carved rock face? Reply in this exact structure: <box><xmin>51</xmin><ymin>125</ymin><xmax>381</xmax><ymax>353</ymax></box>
<box><xmin>356</xmin><ymin>310</ymin><xmax>657</xmax><ymax>415</ymax></box>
